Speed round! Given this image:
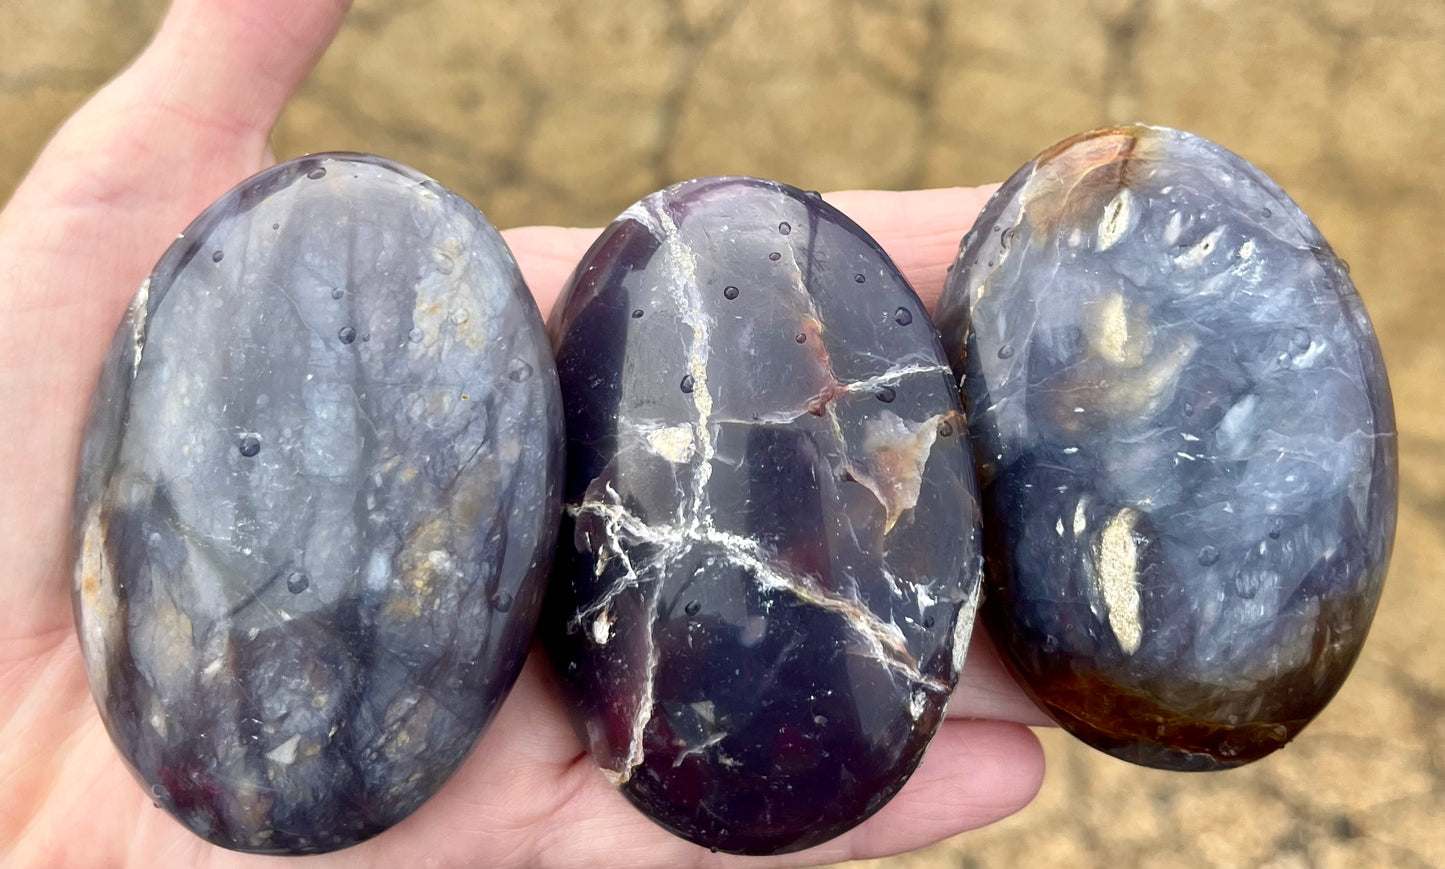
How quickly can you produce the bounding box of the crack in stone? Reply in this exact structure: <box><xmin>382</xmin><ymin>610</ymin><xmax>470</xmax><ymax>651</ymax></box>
<box><xmin>806</xmin><ymin>362</ymin><xmax>951</xmax><ymax>411</ymax></box>
<box><xmin>716</xmin><ymin>362</ymin><xmax>951</xmax><ymax>428</ymax></box>
<box><xmin>605</xmin><ymin>579</ymin><xmax>664</xmax><ymax>786</ymax></box>
<box><xmin>569</xmin><ymin>487</ymin><xmax>948</xmax><ymax>696</ymax></box>
<box><xmin>648</xmin><ymin>196</ymin><xmax>717</xmax><ymax>526</ymax></box>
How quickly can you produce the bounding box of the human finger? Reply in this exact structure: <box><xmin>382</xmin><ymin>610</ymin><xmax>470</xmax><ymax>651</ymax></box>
<box><xmin>502</xmin><ymin>185</ymin><xmax>1000</xmax><ymax>322</ymax></box>
<box><xmin>520</xmin><ymin>718</ymin><xmax>1042</xmax><ymax>869</ymax></box>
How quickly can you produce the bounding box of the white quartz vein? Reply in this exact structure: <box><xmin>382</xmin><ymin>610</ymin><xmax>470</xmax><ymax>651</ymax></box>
<box><xmin>605</xmin><ymin>579</ymin><xmax>664</xmax><ymax>786</ymax></box>
<box><xmin>653</xmin><ymin>202</ymin><xmax>716</xmax><ymax>526</ymax></box>
<box><xmin>130</xmin><ymin>278</ymin><xmax>151</xmax><ymax>378</ymax></box>
<box><xmin>569</xmin><ymin>487</ymin><xmax>947</xmax><ymax>695</ymax></box>
<box><xmin>719</xmin><ymin>363</ymin><xmax>951</xmax><ymax>427</ymax></box>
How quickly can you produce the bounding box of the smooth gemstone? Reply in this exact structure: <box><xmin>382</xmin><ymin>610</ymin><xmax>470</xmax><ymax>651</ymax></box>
<box><xmin>544</xmin><ymin>177</ymin><xmax>983</xmax><ymax>854</ymax></box>
<box><xmin>72</xmin><ymin>154</ymin><xmax>564</xmax><ymax>853</ymax></box>
<box><xmin>934</xmin><ymin>125</ymin><xmax>1398</xmax><ymax>770</ymax></box>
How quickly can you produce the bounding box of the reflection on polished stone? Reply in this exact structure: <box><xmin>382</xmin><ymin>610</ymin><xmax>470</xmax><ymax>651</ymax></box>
<box><xmin>72</xmin><ymin>154</ymin><xmax>564</xmax><ymax>853</ymax></box>
<box><xmin>545</xmin><ymin>177</ymin><xmax>983</xmax><ymax>853</ymax></box>
<box><xmin>935</xmin><ymin>125</ymin><xmax>1397</xmax><ymax>770</ymax></box>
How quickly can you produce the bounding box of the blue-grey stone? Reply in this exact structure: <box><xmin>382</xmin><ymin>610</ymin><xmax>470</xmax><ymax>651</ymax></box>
<box><xmin>934</xmin><ymin>125</ymin><xmax>1397</xmax><ymax>770</ymax></box>
<box><xmin>545</xmin><ymin>177</ymin><xmax>983</xmax><ymax>854</ymax></box>
<box><xmin>72</xmin><ymin>154</ymin><xmax>563</xmax><ymax>852</ymax></box>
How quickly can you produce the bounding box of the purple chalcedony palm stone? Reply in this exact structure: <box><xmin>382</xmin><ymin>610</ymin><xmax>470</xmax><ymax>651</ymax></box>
<box><xmin>544</xmin><ymin>177</ymin><xmax>983</xmax><ymax>854</ymax></box>
<box><xmin>934</xmin><ymin>125</ymin><xmax>1397</xmax><ymax>770</ymax></box>
<box><xmin>72</xmin><ymin>154</ymin><xmax>563</xmax><ymax>853</ymax></box>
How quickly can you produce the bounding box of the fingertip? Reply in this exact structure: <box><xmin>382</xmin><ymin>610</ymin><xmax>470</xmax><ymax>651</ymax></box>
<box><xmin>949</xmin><ymin>628</ymin><xmax>1055</xmax><ymax>727</ymax></box>
<box><xmin>902</xmin><ymin>719</ymin><xmax>1045</xmax><ymax>828</ymax></box>
<box><xmin>824</xmin><ymin>186</ymin><xmax>1000</xmax><ymax>310</ymax></box>
<box><xmin>810</xmin><ymin>720</ymin><xmax>1044</xmax><ymax>864</ymax></box>
<box><xmin>134</xmin><ymin>0</ymin><xmax>351</xmax><ymax>139</ymax></box>
<box><xmin>503</xmin><ymin>225</ymin><xmax>602</xmax><ymax>318</ymax></box>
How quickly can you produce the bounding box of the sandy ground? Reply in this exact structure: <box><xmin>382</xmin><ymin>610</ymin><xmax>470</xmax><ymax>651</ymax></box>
<box><xmin>4</xmin><ymin>1</ymin><xmax>1441</xmax><ymax>866</ymax></box>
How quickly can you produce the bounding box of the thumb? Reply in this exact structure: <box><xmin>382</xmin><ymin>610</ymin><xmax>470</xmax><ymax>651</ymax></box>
<box><xmin>6</xmin><ymin>0</ymin><xmax>351</xmax><ymax>224</ymax></box>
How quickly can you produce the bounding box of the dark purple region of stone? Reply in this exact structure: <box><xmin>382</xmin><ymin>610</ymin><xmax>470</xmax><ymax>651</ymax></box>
<box><xmin>934</xmin><ymin>125</ymin><xmax>1397</xmax><ymax>770</ymax></box>
<box><xmin>72</xmin><ymin>154</ymin><xmax>564</xmax><ymax>853</ymax></box>
<box><xmin>544</xmin><ymin>176</ymin><xmax>983</xmax><ymax>854</ymax></box>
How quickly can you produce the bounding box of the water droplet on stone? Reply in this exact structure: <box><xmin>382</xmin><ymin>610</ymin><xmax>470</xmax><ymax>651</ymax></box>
<box><xmin>508</xmin><ymin>360</ymin><xmax>534</xmax><ymax>383</ymax></box>
<box><xmin>854</xmin><ymin>273</ymin><xmax>866</xmax><ymax>283</ymax></box>
<box><xmin>795</xmin><ymin>332</ymin><xmax>807</xmax><ymax>343</ymax></box>
<box><xmin>306</xmin><ymin>166</ymin><xmax>326</xmax><ymax>180</ymax></box>
<box><xmin>938</xmin><ymin>421</ymin><xmax>953</xmax><ymax>437</ymax></box>
<box><xmin>685</xmin><ymin>600</ymin><xmax>702</xmax><ymax>616</ymax></box>
<box><xmin>680</xmin><ymin>374</ymin><xmax>696</xmax><ymax>394</ymax></box>
<box><xmin>778</xmin><ymin>222</ymin><xmax>792</xmax><ymax>235</ymax></box>
<box><xmin>408</xmin><ymin>328</ymin><xmax>424</xmax><ymax>343</ymax></box>
<box><xmin>492</xmin><ymin>591</ymin><xmax>514</xmax><ymax>612</ymax></box>
<box><xmin>1291</xmin><ymin>327</ymin><xmax>1311</xmax><ymax>351</ymax></box>
<box><xmin>331</xmin><ymin>287</ymin><xmax>345</xmax><ymax>300</ymax></box>
<box><xmin>875</xmin><ymin>386</ymin><xmax>896</xmax><ymax>403</ymax></box>
<box><xmin>723</xmin><ymin>285</ymin><xmax>740</xmax><ymax>300</ymax></box>
<box><xmin>894</xmin><ymin>308</ymin><xmax>913</xmax><ymax>326</ymax></box>
<box><xmin>923</xmin><ymin>614</ymin><xmax>935</xmax><ymax>628</ymax></box>
<box><xmin>1183</xmin><ymin>402</ymin><xmax>1195</xmax><ymax>416</ymax></box>
<box><xmin>211</xmin><ymin>250</ymin><xmax>224</xmax><ymax>263</ymax></box>
<box><xmin>998</xmin><ymin>344</ymin><xmax>1015</xmax><ymax>359</ymax></box>
<box><xmin>338</xmin><ymin>326</ymin><xmax>357</xmax><ymax>345</ymax></box>
<box><xmin>1198</xmin><ymin>545</ymin><xmax>1220</xmax><ymax>566</ymax></box>
<box><xmin>286</xmin><ymin>572</ymin><xmax>310</xmax><ymax>594</ymax></box>
<box><xmin>238</xmin><ymin>434</ymin><xmax>262</xmax><ymax>458</ymax></box>
<box><xmin>435</xmin><ymin>253</ymin><xmax>455</xmax><ymax>275</ymax></box>
<box><xmin>631</xmin><ymin>309</ymin><xmax>644</xmax><ymax>319</ymax></box>
<box><xmin>1268</xmin><ymin>518</ymin><xmax>1284</xmax><ymax>539</ymax></box>
<box><xmin>768</xmin><ymin>251</ymin><xmax>782</xmax><ymax>261</ymax></box>
<box><xmin>1261</xmin><ymin>207</ymin><xmax>1272</xmax><ymax>218</ymax></box>
<box><xmin>813</xmin><ymin>714</ymin><xmax>828</xmax><ymax>726</ymax></box>
<box><xmin>361</xmin><ymin>332</ymin><xmax>370</xmax><ymax>342</ymax></box>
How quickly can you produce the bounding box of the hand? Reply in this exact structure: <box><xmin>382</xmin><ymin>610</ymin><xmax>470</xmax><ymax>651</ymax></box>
<box><xmin>0</xmin><ymin>1</ymin><xmax>1046</xmax><ymax>866</ymax></box>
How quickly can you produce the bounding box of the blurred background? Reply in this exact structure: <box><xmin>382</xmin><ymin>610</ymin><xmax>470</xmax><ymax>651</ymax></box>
<box><xmin>4</xmin><ymin>0</ymin><xmax>1442</xmax><ymax>866</ymax></box>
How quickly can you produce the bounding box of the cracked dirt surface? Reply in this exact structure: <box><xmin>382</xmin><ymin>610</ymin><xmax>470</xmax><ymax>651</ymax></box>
<box><xmin>4</xmin><ymin>1</ymin><xmax>1442</xmax><ymax>866</ymax></box>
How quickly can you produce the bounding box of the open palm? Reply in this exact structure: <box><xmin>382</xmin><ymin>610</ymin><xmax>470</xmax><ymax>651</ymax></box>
<box><xmin>0</xmin><ymin>2</ymin><xmax>1045</xmax><ymax>866</ymax></box>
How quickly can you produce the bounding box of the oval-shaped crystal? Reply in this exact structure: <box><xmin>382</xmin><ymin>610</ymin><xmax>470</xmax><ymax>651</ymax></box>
<box><xmin>72</xmin><ymin>154</ymin><xmax>564</xmax><ymax>852</ymax></box>
<box><xmin>935</xmin><ymin>125</ymin><xmax>1397</xmax><ymax>770</ymax></box>
<box><xmin>545</xmin><ymin>176</ymin><xmax>983</xmax><ymax>854</ymax></box>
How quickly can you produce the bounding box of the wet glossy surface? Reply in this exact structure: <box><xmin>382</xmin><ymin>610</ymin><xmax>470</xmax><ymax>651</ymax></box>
<box><xmin>935</xmin><ymin>125</ymin><xmax>1397</xmax><ymax>770</ymax></box>
<box><xmin>72</xmin><ymin>154</ymin><xmax>564</xmax><ymax>853</ymax></box>
<box><xmin>544</xmin><ymin>177</ymin><xmax>983</xmax><ymax>854</ymax></box>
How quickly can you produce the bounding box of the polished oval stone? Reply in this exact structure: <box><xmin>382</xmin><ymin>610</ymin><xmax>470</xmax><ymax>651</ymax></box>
<box><xmin>934</xmin><ymin>125</ymin><xmax>1397</xmax><ymax>770</ymax></box>
<box><xmin>72</xmin><ymin>154</ymin><xmax>564</xmax><ymax>853</ymax></box>
<box><xmin>544</xmin><ymin>177</ymin><xmax>983</xmax><ymax>854</ymax></box>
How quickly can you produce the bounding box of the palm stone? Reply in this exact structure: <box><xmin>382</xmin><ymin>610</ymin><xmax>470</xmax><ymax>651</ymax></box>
<box><xmin>72</xmin><ymin>153</ymin><xmax>563</xmax><ymax>852</ymax></box>
<box><xmin>934</xmin><ymin>125</ymin><xmax>1397</xmax><ymax>770</ymax></box>
<box><xmin>544</xmin><ymin>177</ymin><xmax>983</xmax><ymax>854</ymax></box>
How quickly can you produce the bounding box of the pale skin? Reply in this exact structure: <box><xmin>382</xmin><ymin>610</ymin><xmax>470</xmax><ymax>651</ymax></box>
<box><xmin>0</xmin><ymin>1</ymin><xmax>1050</xmax><ymax>866</ymax></box>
